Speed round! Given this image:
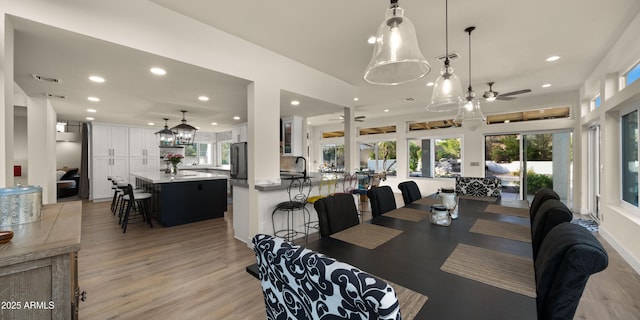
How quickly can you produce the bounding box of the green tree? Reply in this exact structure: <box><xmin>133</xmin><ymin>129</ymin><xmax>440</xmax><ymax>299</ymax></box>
<box><xmin>409</xmin><ymin>141</ymin><xmax>421</xmax><ymax>172</ymax></box>
<box><xmin>526</xmin><ymin>134</ymin><xmax>553</xmax><ymax>160</ymax></box>
<box><xmin>488</xmin><ymin>135</ymin><xmax>519</xmax><ymax>162</ymax></box>
<box><xmin>435</xmin><ymin>138</ymin><xmax>460</xmax><ymax>159</ymax></box>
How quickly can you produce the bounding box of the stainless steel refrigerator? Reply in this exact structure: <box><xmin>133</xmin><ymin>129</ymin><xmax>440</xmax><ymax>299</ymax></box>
<box><xmin>230</xmin><ymin>142</ymin><xmax>248</xmax><ymax>179</ymax></box>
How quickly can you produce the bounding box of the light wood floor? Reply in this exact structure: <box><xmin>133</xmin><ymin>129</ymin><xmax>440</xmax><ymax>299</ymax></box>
<box><xmin>78</xmin><ymin>199</ymin><xmax>640</xmax><ymax>319</ymax></box>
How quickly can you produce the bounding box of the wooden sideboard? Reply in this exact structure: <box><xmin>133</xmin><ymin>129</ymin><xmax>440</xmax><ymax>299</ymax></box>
<box><xmin>0</xmin><ymin>201</ymin><xmax>82</xmax><ymax>320</ymax></box>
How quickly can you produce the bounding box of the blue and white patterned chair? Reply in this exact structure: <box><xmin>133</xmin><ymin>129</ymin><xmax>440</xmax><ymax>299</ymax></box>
<box><xmin>455</xmin><ymin>177</ymin><xmax>502</xmax><ymax>198</ymax></box>
<box><xmin>252</xmin><ymin>234</ymin><xmax>402</xmax><ymax>320</ymax></box>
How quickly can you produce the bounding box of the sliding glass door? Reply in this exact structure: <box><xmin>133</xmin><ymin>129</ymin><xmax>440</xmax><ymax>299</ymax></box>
<box><xmin>485</xmin><ymin>131</ymin><xmax>573</xmax><ymax>206</ymax></box>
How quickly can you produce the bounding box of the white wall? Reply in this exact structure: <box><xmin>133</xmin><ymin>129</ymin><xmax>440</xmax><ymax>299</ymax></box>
<box><xmin>578</xmin><ymin>11</ymin><xmax>640</xmax><ymax>274</ymax></box>
<box><xmin>13</xmin><ymin>107</ymin><xmax>27</xmax><ymax>185</ymax></box>
<box><xmin>56</xmin><ymin>141</ymin><xmax>81</xmax><ymax>169</ymax></box>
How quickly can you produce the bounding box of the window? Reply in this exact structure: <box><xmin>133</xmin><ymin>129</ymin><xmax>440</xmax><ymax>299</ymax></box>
<box><xmin>321</xmin><ymin>144</ymin><xmax>344</xmax><ymax>172</ymax></box>
<box><xmin>591</xmin><ymin>95</ymin><xmax>601</xmax><ymax>110</ymax></box>
<box><xmin>219</xmin><ymin>141</ymin><xmax>230</xmax><ymax>165</ymax></box>
<box><xmin>622</xmin><ymin>110</ymin><xmax>638</xmax><ymax>206</ymax></box>
<box><xmin>185</xmin><ymin>142</ymin><xmax>213</xmax><ymax>165</ymax></box>
<box><xmin>359</xmin><ymin>140</ymin><xmax>396</xmax><ymax>176</ymax></box>
<box><xmin>625</xmin><ymin>62</ymin><xmax>640</xmax><ymax>87</ymax></box>
<box><xmin>408</xmin><ymin>137</ymin><xmax>461</xmax><ymax>178</ymax></box>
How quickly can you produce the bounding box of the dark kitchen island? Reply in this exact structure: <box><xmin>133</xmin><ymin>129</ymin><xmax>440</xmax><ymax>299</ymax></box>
<box><xmin>131</xmin><ymin>171</ymin><xmax>228</xmax><ymax>227</ymax></box>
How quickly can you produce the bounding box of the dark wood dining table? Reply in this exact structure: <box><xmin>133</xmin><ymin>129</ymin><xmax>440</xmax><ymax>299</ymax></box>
<box><xmin>248</xmin><ymin>197</ymin><xmax>537</xmax><ymax>320</ymax></box>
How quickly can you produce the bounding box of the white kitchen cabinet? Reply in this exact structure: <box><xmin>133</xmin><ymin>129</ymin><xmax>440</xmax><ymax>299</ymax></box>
<box><xmin>91</xmin><ymin>157</ymin><xmax>129</xmax><ymax>200</ymax></box>
<box><xmin>91</xmin><ymin>124</ymin><xmax>129</xmax><ymax>200</ymax></box>
<box><xmin>281</xmin><ymin>116</ymin><xmax>303</xmax><ymax>156</ymax></box>
<box><xmin>92</xmin><ymin>124</ymin><xmax>128</xmax><ymax>158</ymax></box>
<box><xmin>129</xmin><ymin>127</ymin><xmax>160</xmax><ymax>173</ymax></box>
<box><xmin>231</xmin><ymin>123</ymin><xmax>247</xmax><ymax>142</ymax></box>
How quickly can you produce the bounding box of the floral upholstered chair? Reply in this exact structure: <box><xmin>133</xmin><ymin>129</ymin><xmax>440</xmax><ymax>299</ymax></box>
<box><xmin>252</xmin><ymin>234</ymin><xmax>401</xmax><ymax>320</ymax></box>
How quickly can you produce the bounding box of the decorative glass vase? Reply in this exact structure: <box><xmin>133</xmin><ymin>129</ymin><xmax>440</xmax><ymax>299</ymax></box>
<box><xmin>170</xmin><ymin>164</ymin><xmax>178</xmax><ymax>176</ymax></box>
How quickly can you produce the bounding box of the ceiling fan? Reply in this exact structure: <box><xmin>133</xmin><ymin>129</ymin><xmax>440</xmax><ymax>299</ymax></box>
<box><xmin>482</xmin><ymin>82</ymin><xmax>532</xmax><ymax>101</ymax></box>
<box><xmin>330</xmin><ymin>115</ymin><xmax>366</xmax><ymax>122</ymax></box>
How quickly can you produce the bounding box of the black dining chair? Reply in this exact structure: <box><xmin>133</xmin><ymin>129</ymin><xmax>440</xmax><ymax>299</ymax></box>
<box><xmin>398</xmin><ymin>181</ymin><xmax>422</xmax><ymax>205</ymax></box>
<box><xmin>529</xmin><ymin>188</ymin><xmax>560</xmax><ymax>223</ymax></box>
<box><xmin>313</xmin><ymin>193</ymin><xmax>360</xmax><ymax>238</ymax></box>
<box><xmin>367</xmin><ymin>185</ymin><xmax>397</xmax><ymax>217</ymax></box>
<box><xmin>531</xmin><ymin>199</ymin><xmax>573</xmax><ymax>261</ymax></box>
<box><xmin>120</xmin><ymin>183</ymin><xmax>153</xmax><ymax>233</ymax></box>
<box><xmin>535</xmin><ymin>222</ymin><xmax>608</xmax><ymax>320</ymax></box>
<box><xmin>252</xmin><ymin>234</ymin><xmax>401</xmax><ymax>319</ymax></box>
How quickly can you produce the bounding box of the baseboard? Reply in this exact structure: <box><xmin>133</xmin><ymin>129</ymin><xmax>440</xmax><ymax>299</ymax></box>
<box><xmin>600</xmin><ymin>228</ymin><xmax>640</xmax><ymax>275</ymax></box>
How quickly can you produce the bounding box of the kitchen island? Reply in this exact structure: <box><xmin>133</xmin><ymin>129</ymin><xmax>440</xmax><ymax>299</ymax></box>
<box><xmin>131</xmin><ymin>171</ymin><xmax>228</xmax><ymax>227</ymax></box>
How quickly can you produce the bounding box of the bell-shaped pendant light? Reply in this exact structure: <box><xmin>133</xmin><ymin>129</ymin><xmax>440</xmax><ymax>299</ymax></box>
<box><xmin>171</xmin><ymin>110</ymin><xmax>197</xmax><ymax>146</ymax></box>
<box><xmin>427</xmin><ymin>0</ymin><xmax>464</xmax><ymax>112</ymax></box>
<box><xmin>363</xmin><ymin>0</ymin><xmax>431</xmax><ymax>85</ymax></box>
<box><xmin>454</xmin><ymin>26</ymin><xmax>485</xmax><ymax>130</ymax></box>
<box><xmin>155</xmin><ymin>118</ymin><xmax>176</xmax><ymax>147</ymax></box>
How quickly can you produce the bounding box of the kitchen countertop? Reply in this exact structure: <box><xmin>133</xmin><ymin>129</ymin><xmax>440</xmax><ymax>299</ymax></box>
<box><xmin>131</xmin><ymin>171</ymin><xmax>228</xmax><ymax>184</ymax></box>
<box><xmin>177</xmin><ymin>165</ymin><xmax>230</xmax><ymax>171</ymax></box>
<box><xmin>230</xmin><ymin>172</ymin><xmax>345</xmax><ymax>191</ymax></box>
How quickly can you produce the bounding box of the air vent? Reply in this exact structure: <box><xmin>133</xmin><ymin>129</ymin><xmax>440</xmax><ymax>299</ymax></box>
<box><xmin>32</xmin><ymin>74</ymin><xmax>61</xmax><ymax>83</ymax></box>
<box><xmin>403</xmin><ymin>97</ymin><xmax>415</xmax><ymax>101</ymax></box>
<box><xmin>45</xmin><ymin>93</ymin><xmax>66</xmax><ymax>99</ymax></box>
<box><xmin>436</xmin><ymin>52</ymin><xmax>460</xmax><ymax>62</ymax></box>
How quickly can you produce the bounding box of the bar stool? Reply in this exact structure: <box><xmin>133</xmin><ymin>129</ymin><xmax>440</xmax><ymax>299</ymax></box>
<box><xmin>272</xmin><ymin>177</ymin><xmax>311</xmax><ymax>242</ymax></box>
<box><xmin>305</xmin><ymin>175</ymin><xmax>337</xmax><ymax>241</ymax></box>
<box><xmin>120</xmin><ymin>183</ymin><xmax>153</xmax><ymax>233</ymax></box>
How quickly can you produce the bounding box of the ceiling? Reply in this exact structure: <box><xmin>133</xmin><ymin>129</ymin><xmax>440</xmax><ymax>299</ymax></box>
<box><xmin>12</xmin><ymin>0</ymin><xmax>640</xmax><ymax>132</ymax></box>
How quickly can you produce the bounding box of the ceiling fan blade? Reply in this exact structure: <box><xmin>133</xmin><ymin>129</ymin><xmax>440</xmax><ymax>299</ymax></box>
<box><xmin>499</xmin><ymin>89</ymin><xmax>532</xmax><ymax>97</ymax></box>
<box><xmin>496</xmin><ymin>96</ymin><xmax>517</xmax><ymax>101</ymax></box>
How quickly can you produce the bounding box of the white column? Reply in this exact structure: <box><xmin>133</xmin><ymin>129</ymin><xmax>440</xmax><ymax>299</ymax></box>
<box><xmin>343</xmin><ymin>107</ymin><xmax>357</xmax><ymax>173</ymax></box>
<box><xmin>246</xmin><ymin>81</ymin><xmax>280</xmax><ymax>239</ymax></box>
<box><xmin>27</xmin><ymin>97</ymin><xmax>57</xmax><ymax>204</ymax></box>
<box><xmin>0</xmin><ymin>16</ymin><xmax>15</xmax><ymax>187</ymax></box>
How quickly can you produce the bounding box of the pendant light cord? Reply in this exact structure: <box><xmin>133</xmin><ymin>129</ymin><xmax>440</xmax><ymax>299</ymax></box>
<box><xmin>444</xmin><ymin>0</ymin><xmax>449</xmax><ymax>66</ymax></box>
<box><xmin>466</xmin><ymin>26</ymin><xmax>475</xmax><ymax>94</ymax></box>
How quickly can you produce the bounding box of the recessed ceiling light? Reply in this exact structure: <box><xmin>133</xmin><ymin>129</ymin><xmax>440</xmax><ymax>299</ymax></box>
<box><xmin>195</xmin><ymin>126</ymin><xmax>200</xmax><ymax>130</ymax></box>
<box><xmin>211</xmin><ymin>122</ymin><xmax>218</xmax><ymax>125</ymax></box>
<box><xmin>86</xmin><ymin>117</ymin><xmax>95</xmax><ymax>121</ymax></box>
<box><xmin>88</xmin><ymin>97</ymin><xmax>100</xmax><ymax>102</ymax></box>
<box><xmin>198</xmin><ymin>96</ymin><xmax>209</xmax><ymax>101</ymax></box>
<box><xmin>150</xmin><ymin>67</ymin><xmax>166</xmax><ymax>75</ymax></box>
<box><xmin>545</xmin><ymin>56</ymin><xmax>560</xmax><ymax>62</ymax></box>
<box><xmin>426</xmin><ymin>82</ymin><xmax>435</xmax><ymax>87</ymax></box>
<box><xmin>504</xmin><ymin>120</ymin><xmax>510</xmax><ymax>123</ymax></box>
<box><xmin>384</xmin><ymin>109</ymin><xmax>390</xmax><ymax>112</ymax></box>
<box><xmin>291</xmin><ymin>100</ymin><xmax>300</xmax><ymax>106</ymax></box>
<box><xmin>86</xmin><ymin>108</ymin><xmax>97</xmax><ymax>113</ymax></box>
<box><xmin>307</xmin><ymin>121</ymin><xmax>311</xmax><ymax>125</ymax></box>
<box><xmin>88</xmin><ymin>75</ymin><xmax>105</xmax><ymax>83</ymax></box>
<box><xmin>233</xmin><ymin>116</ymin><xmax>241</xmax><ymax>120</ymax></box>
<box><xmin>542</xmin><ymin>83</ymin><xmax>552</xmax><ymax>88</ymax></box>
<box><xmin>148</xmin><ymin>122</ymin><xmax>155</xmax><ymax>126</ymax></box>
<box><xmin>353</xmin><ymin>97</ymin><xmax>359</xmax><ymax>102</ymax></box>
<box><xmin>367</xmin><ymin>36</ymin><xmax>376</xmax><ymax>44</ymax></box>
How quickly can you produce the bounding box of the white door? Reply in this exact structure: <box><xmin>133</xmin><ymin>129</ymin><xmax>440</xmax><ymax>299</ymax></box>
<box><xmin>129</xmin><ymin>127</ymin><xmax>145</xmax><ymax>158</ymax></box>
<box><xmin>92</xmin><ymin>125</ymin><xmax>112</xmax><ymax>158</ymax></box>
<box><xmin>111</xmin><ymin>126</ymin><xmax>129</xmax><ymax>158</ymax></box>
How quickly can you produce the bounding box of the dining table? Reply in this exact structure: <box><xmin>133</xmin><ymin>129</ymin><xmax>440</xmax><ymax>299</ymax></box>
<box><xmin>248</xmin><ymin>196</ymin><xmax>537</xmax><ymax>320</ymax></box>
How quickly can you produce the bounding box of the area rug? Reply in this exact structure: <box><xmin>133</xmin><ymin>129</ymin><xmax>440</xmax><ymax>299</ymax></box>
<box><xmin>470</xmin><ymin>219</ymin><xmax>531</xmax><ymax>243</ymax></box>
<box><xmin>572</xmin><ymin>218</ymin><xmax>599</xmax><ymax>232</ymax></box>
<box><xmin>384</xmin><ymin>207</ymin><xmax>429</xmax><ymax>222</ymax></box>
<box><xmin>484</xmin><ymin>204</ymin><xmax>530</xmax><ymax>218</ymax></box>
<box><xmin>330</xmin><ymin>223</ymin><xmax>403</xmax><ymax>249</ymax></box>
<box><xmin>441</xmin><ymin>243</ymin><xmax>536</xmax><ymax>298</ymax></box>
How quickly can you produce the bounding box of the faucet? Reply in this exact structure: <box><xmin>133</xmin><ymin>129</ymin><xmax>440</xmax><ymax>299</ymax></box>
<box><xmin>295</xmin><ymin>156</ymin><xmax>307</xmax><ymax>178</ymax></box>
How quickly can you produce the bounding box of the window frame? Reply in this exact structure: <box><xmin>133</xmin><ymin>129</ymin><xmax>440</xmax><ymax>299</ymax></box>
<box><xmin>357</xmin><ymin>139</ymin><xmax>397</xmax><ymax>176</ymax></box>
<box><xmin>622</xmin><ymin>60</ymin><xmax>640</xmax><ymax>89</ymax></box>
<box><xmin>407</xmin><ymin>135</ymin><xmax>463</xmax><ymax>179</ymax></box>
<box><xmin>620</xmin><ymin>108</ymin><xmax>639</xmax><ymax>210</ymax></box>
